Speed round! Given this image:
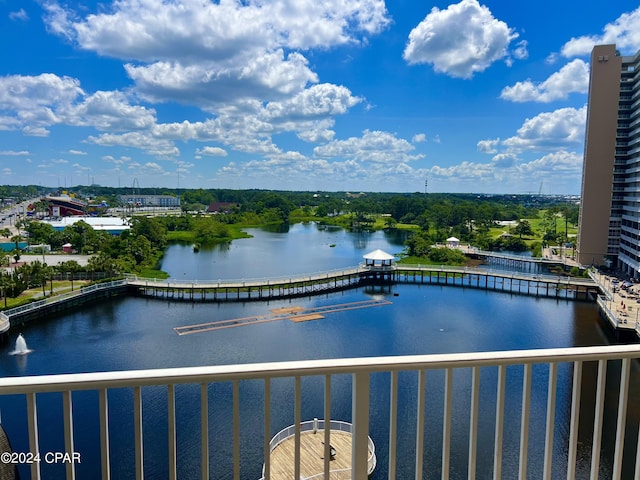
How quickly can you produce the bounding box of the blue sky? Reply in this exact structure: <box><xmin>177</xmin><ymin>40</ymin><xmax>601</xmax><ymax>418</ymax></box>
<box><xmin>1</xmin><ymin>0</ymin><xmax>639</xmax><ymax>194</ymax></box>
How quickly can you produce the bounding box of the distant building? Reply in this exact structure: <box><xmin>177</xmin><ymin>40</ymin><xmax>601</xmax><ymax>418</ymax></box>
<box><xmin>119</xmin><ymin>194</ymin><xmax>180</xmax><ymax>208</ymax></box>
<box><xmin>577</xmin><ymin>45</ymin><xmax>640</xmax><ymax>275</ymax></box>
<box><xmin>42</xmin><ymin>216</ymin><xmax>130</xmax><ymax>235</ymax></box>
<box><xmin>46</xmin><ymin>196</ymin><xmax>87</xmax><ymax>216</ymax></box>
<box><xmin>207</xmin><ymin>202</ymin><xmax>240</xmax><ymax>214</ymax></box>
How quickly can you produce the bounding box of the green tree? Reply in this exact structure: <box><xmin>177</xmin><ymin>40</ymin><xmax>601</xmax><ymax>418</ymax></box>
<box><xmin>405</xmin><ymin>231</ymin><xmax>432</xmax><ymax>257</ymax></box>
<box><xmin>253</xmin><ymin>193</ymin><xmax>294</xmax><ymax>223</ymax></box>
<box><xmin>10</xmin><ymin>234</ymin><xmax>22</xmax><ymax>263</ymax></box>
<box><xmin>0</xmin><ymin>272</ymin><xmax>10</xmax><ymax>307</ymax></box>
<box><xmin>131</xmin><ymin>217</ymin><xmax>167</xmax><ymax>248</ymax></box>
<box><xmin>193</xmin><ymin>217</ymin><xmax>231</xmax><ymax>245</ymax></box>
<box><xmin>513</xmin><ymin>220</ymin><xmax>534</xmax><ymax>239</ymax></box>
<box><xmin>126</xmin><ymin>235</ymin><xmax>153</xmax><ymax>265</ymax></box>
<box><xmin>87</xmin><ymin>252</ymin><xmax>119</xmax><ymax>278</ymax></box>
<box><xmin>26</xmin><ymin>221</ymin><xmax>56</xmax><ymax>244</ymax></box>
<box><xmin>427</xmin><ymin>247</ymin><xmax>467</xmax><ymax>265</ymax></box>
<box><xmin>62</xmin><ymin>220</ymin><xmax>96</xmax><ymax>253</ymax></box>
<box><xmin>57</xmin><ymin>260</ymin><xmax>82</xmax><ymax>291</ymax></box>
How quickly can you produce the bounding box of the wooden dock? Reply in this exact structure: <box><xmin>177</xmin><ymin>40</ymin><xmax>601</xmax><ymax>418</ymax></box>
<box><xmin>127</xmin><ymin>266</ymin><xmax>369</xmax><ymax>302</ymax></box>
<box><xmin>2</xmin><ymin>265</ymin><xmax>603</xmax><ymax>337</ymax></box>
<box><xmin>126</xmin><ymin>265</ymin><xmax>598</xmax><ymax>303</ymax></box>
<box><xmin>394</xmin><ymin>266</ymin><xmax>598</xmax><ymax>300</ymax></box>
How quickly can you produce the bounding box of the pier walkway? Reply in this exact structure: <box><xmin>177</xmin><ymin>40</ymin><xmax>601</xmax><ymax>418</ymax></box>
<box><xmin>0</xmin><ymin>264</ymin><xmax>600</xmax><ymax>335</ymax></box>
<box><xmin>589</xmin><ymin>270</ymin><xmax>640</xmax><ymax>339</ymax></box>
<box><xmin>124</xmin><ymin>264</ymin><xmax>597</xmax><ymax>302</ymax></box>
<box><xmin>443</xmin><ymin>244</ymin><xmax>578</xmax><ymax>271</ymax></box>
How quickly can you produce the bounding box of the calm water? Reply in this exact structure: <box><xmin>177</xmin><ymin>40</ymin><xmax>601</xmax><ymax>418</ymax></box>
<box><xmin>160</xmin><ymin>222</ymin><xmax>409</xmax><ymax>280</ymax></box>
<box><xmin>0</xmin><ymin>223</ymin><xmax>636</xmax><ymax>479</ymax></box>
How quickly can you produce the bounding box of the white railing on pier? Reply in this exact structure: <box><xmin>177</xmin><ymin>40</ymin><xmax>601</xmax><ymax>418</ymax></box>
<box><xmin>0</xmin><ymin>312</ymin><xmax>8</xmax><ymax>334</ymax></box>
<box><xmin>1</xmin><ymin>345</ymin><xmax>640</xmax><ymax>480</ymax></box>
<box><xmin>126</xmin><ymin>264</ymin><xmax>594</xmax><ymax>288</ymax></box>
<box><xmin>125</xmin><ymin>266</ymin><xmax>366</xmax><ymax>288</ymax></box>
<box><xmin>397</xmin><ymin>264</ymin><xmax>595</xmax><ymax>285</ymax></box>
<box><xmin>263</xmin><ymin>419</ymin><xmax>376</xmax><ymax>479</ymax></box>
<box><xmin>2</xmin><ymin>267</ymin><xmax>596</xmax><ymax>327</ymax></box>
<box><xmin>1</xmin><ymin>280</ymin><xmax>127</xmax><ymax>319</ymax></box>
<box><xmin>435</xmin><ymin>244</ymin><xmax>563</xmax><ymax>264</ymax></box>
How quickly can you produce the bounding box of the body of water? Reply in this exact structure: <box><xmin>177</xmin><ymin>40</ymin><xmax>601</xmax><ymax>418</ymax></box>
<box><xmin>0</xmin><ymin>223</ymin><xmax>635</xmax><ymax>479</ymax></box>
<box><xmin>159</xmin><ymin>222</ymin><xmax>409</xmax><ymax>280</ymax></box>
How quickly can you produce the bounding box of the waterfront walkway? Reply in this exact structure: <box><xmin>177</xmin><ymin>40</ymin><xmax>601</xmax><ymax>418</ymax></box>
<box><xmin>589</xmin><ymin>270</ymin><xmax>640</xmax><ymax>338</ymax></box>
<box><xmin>124</xmin><ymin>264</ymin><xmax>597</xmax><ymax>302</ymax></box>
<box><xmin>0</xmin><ymin>264</ymin><xmax>599</xmax><ymax>337</ymax></box>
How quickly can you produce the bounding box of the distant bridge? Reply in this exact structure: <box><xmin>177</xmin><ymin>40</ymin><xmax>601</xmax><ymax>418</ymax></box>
<box><xmin>438</xmin><ymin>244</ymin><xmax>577</xmax><ymax>271</ymax></box>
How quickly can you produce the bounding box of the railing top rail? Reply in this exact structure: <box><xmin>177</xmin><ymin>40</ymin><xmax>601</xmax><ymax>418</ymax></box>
<box><xmin>1</xmin><ymin>344</ymin><xmax>639</xmax><ymax>394</ymax></box>
<box><xmin>396</xmin><ymin>264</ymin><xmax>594</xmax><ymax>284</ymax></box>
<box><xmin>127</xmin><ymin>265</ymin><xmax>367</xmax><ymax>286</ymax></box>
<box><xmin>1</xmin><ymin>279</ymin><xmax>127</xmax><ymax>317</ymax></box>
<box><xmin>129</xmin><ymin>263</ymin><xmax>593</xmax><ymax>286</ymax></box>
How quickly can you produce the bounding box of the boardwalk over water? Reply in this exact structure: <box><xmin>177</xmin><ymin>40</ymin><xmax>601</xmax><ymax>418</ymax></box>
<box><xmin>1</xmin><ymin>262</ymin><xmax>605</xmax><ymax>337</ymax></box>
<box><xmin>126</xmin><ymin>264</ymin><xmax>598</xmax><ymax>302</ymax></box>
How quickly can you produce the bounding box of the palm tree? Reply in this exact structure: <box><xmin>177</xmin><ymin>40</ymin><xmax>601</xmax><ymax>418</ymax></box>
<box><xmin>0</xmin><ymin>272</ymin><xmax>9</xmax><ymax>308</ymax></box>
<box><xmin>58</xmin><ymin>260</ymin><xmax>82</xmax><ymax>291</ymax></box>
<box><xmin>10</xmin><ymin>234</ymin><xmax>22</xmax><ymax>263</ymax></box>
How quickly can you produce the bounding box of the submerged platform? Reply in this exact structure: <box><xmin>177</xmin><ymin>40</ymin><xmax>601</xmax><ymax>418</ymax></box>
<box><xmin>174</xmin><ymin>299</ymin><xmax>391</xmax><ymax>335</ymax></box>
<box><xmin>263</xmin><ymin>420</ymin><xmax>376</xmax><ymax>480</ymax></box>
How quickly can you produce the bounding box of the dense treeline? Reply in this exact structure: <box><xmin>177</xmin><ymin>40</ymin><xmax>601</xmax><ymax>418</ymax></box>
<box><xmin>4</xmin><ymin>186</ymin><xmax>580</xmax><ymax>294</ymax></box>
<box><xmin>8</xmin><ymin>184</ymin><xmax>581</xmax><ymax>252</ymax></box>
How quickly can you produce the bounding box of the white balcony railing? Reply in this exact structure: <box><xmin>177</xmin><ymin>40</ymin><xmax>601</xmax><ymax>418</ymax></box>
<box><xmin>1</xmin><ymin>345</ymin><xmax>640</xmax><ymax>480</ymax></box>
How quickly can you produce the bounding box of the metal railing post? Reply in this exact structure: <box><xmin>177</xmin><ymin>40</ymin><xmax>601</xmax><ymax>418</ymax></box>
<box><xmin>62</xmin><ymin>391</ymin><xmax>76</xmax><ymax>480</ymax></box>
<box><xmin>26</xmin><ymin>392</ymin><xmax>41</xmax><ymax>480</ymax></box>
<box><xmin>352</xmin><ymin>372</ymin><xmax>370</xmax><ymax>480</ymax></box>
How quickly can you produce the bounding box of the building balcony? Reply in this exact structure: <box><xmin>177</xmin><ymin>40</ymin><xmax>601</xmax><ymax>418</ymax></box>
<box><xmin>2</xmin><ymin>345</ymin><xmax>640</xmax><ymax>479</ymax></box>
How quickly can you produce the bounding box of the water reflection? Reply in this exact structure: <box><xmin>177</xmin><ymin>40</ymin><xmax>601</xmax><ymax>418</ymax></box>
<box><xmin>161</xmin><ymin>222</ymin><xmax>408</xmax><ymax>280</ymax></box>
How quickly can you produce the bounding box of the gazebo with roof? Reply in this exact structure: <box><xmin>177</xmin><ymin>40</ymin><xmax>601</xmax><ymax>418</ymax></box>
<box><xmin>363</xmin><ymin>249</ymin><xmax>395</xmax><ymax>268</ymax></box>
<box><xmin>446</xmin><ymin>236</ymin><xmax>460</xmax><ymax>247</ymax></box>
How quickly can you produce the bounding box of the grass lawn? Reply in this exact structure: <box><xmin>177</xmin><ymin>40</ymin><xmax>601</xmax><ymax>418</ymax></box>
<box><xmin>136</xmin><ymin>268</ymin><xmax>169</xmax><ymax>279</ymax></box>
<box><xmin>1</xmin><ymin>279</ymin><xmax>91</xmax><ymax>310</ymax></box>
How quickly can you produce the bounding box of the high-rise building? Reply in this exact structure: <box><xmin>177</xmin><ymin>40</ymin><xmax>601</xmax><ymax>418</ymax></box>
<box><xmin>577</xmin><ymin>45</ymin><xmax>640</xmax><ymax>275</ymax></box>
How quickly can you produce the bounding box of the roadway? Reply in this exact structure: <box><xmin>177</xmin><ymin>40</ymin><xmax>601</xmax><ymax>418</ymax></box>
<box><xmin>0</xmin><ymin>197</ymin><xmax>42</xmax><ymax>236</ymax></box>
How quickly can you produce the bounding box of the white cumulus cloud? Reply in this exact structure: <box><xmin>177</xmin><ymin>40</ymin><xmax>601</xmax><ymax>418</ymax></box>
<box><xmin>0</xmin><ymin>73</ymin><xmax>157</xmax><ymax>137</ymax></box>
<box><xmin>403</xmin><ymin>0</ymin><xmax>521</xmax><ymax>78</ymax></box>
<box><xmin>561</xmin><ymin>6</ymin><xmax>640</xmax><ymax>57</ymax></box>
<box><xmin>45</xmin><ymin>0</ymin><xmax>390</xmax><ymax>107</ymax></box>
<box><xmin>196</xmin><ymin>146</ymin><xmax>227</xmax><ymax>157</ymax></box>
<box><xmin>501</xmin><ymin>106</ymin><xmax>587</xmax><ymax>151</ymax></box>
<box><xmin>0</xmin><ymin>73</ymin><xmax>83</xmax><ymax>135</ymax></box>
<box><xmin>500</xmin><ymin>59</ymin><xmax>589</xmax><ymax>103</ymax></box>
<box><xmin>314</xmin><ymin>130</ymin><xmax>423</xmax><ymax>164</ymax></box>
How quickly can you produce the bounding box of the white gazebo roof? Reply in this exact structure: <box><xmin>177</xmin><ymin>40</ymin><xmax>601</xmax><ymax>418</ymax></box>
<box><xmin>446</xmin><ymin>236</ymin><xmax>460</xmax><ymax>243</ymax></box>
<box><xmin>363</xmin><ymin>249</ymin><xmax>395</xmax><ymax>261</ymax></box>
